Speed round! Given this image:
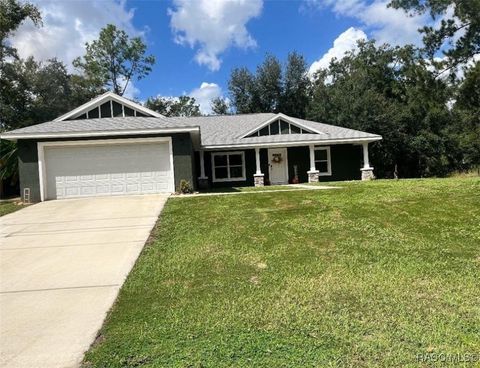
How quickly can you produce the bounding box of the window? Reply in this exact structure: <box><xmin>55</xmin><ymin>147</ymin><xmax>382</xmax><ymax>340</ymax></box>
<box><xmin>112</xmin><ymin>101</ymin><xmax>123</xmax><ymax>117</ymax></box>
<box><xmin>124</xmin><ymin>106</ymin><xmax>135</xmax><ymax>116</ymax></box>
<box><xmin>100</xmin><ymin>102</ymin><xmax>112</xmax><ymax>118</ymax></box>
<box><xmin>246</xmin><ymin>119</ymin><xmax>315</xmax><ymax>137</ymax></box>
<box><xmin>211</xmin><ymin>151</ymin><xmax>246</xmax><ymax>182</ymax></box>
<box><xmin>88</xmin><ymin>106</ymin><xmax>99</xmax><ymax>118</ymax></box>
<box><xmin>290</xmin><ymin>124</ymin><xmax>301</xmax><ymax>134</ymax></box>
<box><xmin>259</xmin><ymin>126</ymin><xmax>269</xmax><ymax>136</ymax></box>
<box><xmin>314</xmin><ymin>147</ymin><xmax>331</xmax><ymax>176</ymax></box>
<box><xmin>270</xmin><ymin>120</ymin><xmax>280</xmax><ymax>135</ymax></box>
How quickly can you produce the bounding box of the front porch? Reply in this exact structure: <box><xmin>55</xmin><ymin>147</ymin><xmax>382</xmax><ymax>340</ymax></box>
<box><xmin>195</xmin><ymin>142</ymin><xmax>375</xmax><ymax>189</ymax></box>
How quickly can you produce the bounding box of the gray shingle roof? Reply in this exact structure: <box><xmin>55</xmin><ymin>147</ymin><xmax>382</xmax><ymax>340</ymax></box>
<box><xmin>171</xmin><ymin>113</ymin><xmax>380</xmax><ymax>146</ymax></box>
<box><xmin>1</xmin><ymin>113</ymin><xmax>381</xmax><ymax>147</ymax></box>
<box><xmin>2</xmin><ymin>116</ymin><xmax>196</xmax><ymax>134</ymax></box>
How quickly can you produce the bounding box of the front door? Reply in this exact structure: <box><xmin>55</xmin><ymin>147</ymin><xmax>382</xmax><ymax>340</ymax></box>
<box><xmin>268</xmin><ymin>148</ymin><xmax>288</xmax><ymax>184</ymax></box>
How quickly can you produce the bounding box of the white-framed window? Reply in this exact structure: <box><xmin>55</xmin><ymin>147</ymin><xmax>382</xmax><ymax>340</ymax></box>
<box><xmin>211</xmin><ymin>151</ymin><xmax>246</xmax><ymax>182</ymax></box>
<box><xmin>314</xmin><ymin>146</ymin><xmax>331</xmax><ymax>176</ymax></box>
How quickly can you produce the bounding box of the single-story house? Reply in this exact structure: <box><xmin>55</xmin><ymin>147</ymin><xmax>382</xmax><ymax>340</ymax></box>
<box><xmin>0</xmin><ymin>92</ymin><xmax>382</xmax><ymax>202</ymax></box>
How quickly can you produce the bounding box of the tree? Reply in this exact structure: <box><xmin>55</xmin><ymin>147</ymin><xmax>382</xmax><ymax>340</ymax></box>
<box><xmin>451</xmin><ymin>61</ymin><xmax>480</xmax><ymax>171</ymax></box>
<box><xmin>228</xmin><ymin>53</ymin><xmax>310</xmax><ymax>117</ymax></box>
<box><xmin>1</xmin><ymin>57</ymin><xmax>101</xmax><ymax>131</ymax></box>
<box><xmin>1</xmin><ymin>0</ymin><xmax>41</xmax><ymax>195</ymax></box>
<box><xmin>389</xmin><ymin>0</ymin><xmax>480</xmax><ymax>75</ymax></box>
<box><xmin>281</xmin><ymin>52</ymin><xmax>310</xmax><ymax>118</ymax></box>
<box><xmin>210</xmin><ymin>97</ymin><xmax>230</xmax><ymax>115</ymax></box>
<box><xmin>228</xmin><ymin>67</ymin><xmax>258</xmax><ymax>114</ymax></box>
<box><xmin>307</xmin><ymin>41</ymin><xmax>454</xmax><ymax>178</ymax></box>
<box><xmin>0</xmin><ymin>0</ymin><xmax>41</xmax><ymax>62</ymax></box>
<box><xmin>256</xmin><ymin>54</ymin><xmax>283</xmax><ymax>112</ymax></box>
<box><xmin>0</xmin><ymin>57</ymin><xmax>100</xmax><ymax>191</ymax></box>
<box><xmin>73</xmin><ymin>24</ymin><xmax>155</xmax><ymax>96</ymax></box>
<box><xmin>145</xmin><ymin>96</ymin><xmax>201</xmax><ymax>117</ymax></box>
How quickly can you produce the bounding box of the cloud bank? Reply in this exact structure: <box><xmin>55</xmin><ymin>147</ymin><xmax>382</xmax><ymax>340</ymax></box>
<box><xmin>309</xmin><ymin>27</ymin><xmax>367</xmax><ymax>75</ymax></box>
<box><xmin>189</xmin><ymin>82</ymin><xmax>224</xmax><ymax>114</ymax></box>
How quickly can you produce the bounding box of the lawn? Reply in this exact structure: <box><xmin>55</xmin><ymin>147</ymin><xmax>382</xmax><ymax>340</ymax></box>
<box><xmin>0</xmin><ymin>201</ymin><xmax>24</xmax><ymax>217</ymax></box>
<box><xmin>83</xmin><ymin>178</ymin><xmax>480</xmax><ymax>367</ymax></box>
<box><xmin>196</xmin><ymin>184</ymin><xmax>319</xmax><ymax>193</ymax></box>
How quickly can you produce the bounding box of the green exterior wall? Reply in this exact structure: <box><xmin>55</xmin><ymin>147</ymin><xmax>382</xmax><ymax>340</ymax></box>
<box><xmin>195</xmin><ymin>144</ymin><xmax>362</xmax><ymax>188</ymax></box>
<box><xmin>287</xmin><ymin>144</ymin><xmax>361</xmax><ymax>182</ymax></box>
<box><xmin>286</xmin><ymin>146</ymin><xmax>310</xmax><ymax>183</ymax></box>
<box><xmin>16</xmin><ymin>133</ymin><xmax>194</xmax><ymax>202</ymax></box>
<box><xmin>171</xmin><ymin>133</ymin><xmax>195</xmax><ymax>190</ymax></box>
<box><xmin>17</xmin><ymin>140</ymin><xmax>41</xmax><ymax>203</ymax></box>
<box><xmin>325</xmin><ymin>144</ymin><xmax>362</xmax><ymax>181</ymax></box>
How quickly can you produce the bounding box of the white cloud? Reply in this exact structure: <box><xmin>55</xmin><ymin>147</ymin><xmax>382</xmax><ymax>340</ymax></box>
<box><xmin>305</xmin><ymin>0</ymin><xmax>428</xmax><ymax>47</ymax></box>
<box><xmin>169</xmin><ymin>0</ymin><xmax>263</xmax><ymax>71</ymax></box>
<box><xmin>188</xmin><ymin>82</ymin><xmax>224</xmax><ymax>114</ymax></box>
<box><xmin>309</xmin><ymin>27</ymin><xmax>367</xmax><ymax>75</ymax></box>
<box><xmin>355</xmin><ymin>1</ymin><xmax>427</xmax><ymax>46</ymax></box>
<box><xmin>9</xmin><ymin>0</ymin><xmax>141</xmax><ymax>71</ymax></box>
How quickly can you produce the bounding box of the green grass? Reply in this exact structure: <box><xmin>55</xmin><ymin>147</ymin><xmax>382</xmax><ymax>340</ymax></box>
<box><xmin>84</xmin><ymin>178</ymin><xmax>480</xmax><ymax>367</ymax></box>
<box><xmin>0</xmin><ymin>201</ymin><xmax>24</xmax><ymax>217</ymax></box>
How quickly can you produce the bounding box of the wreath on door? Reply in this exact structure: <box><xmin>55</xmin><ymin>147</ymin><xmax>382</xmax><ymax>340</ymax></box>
<box><xmin>271</xmin><ymin>153</ymin><xmax>283</xmax><ymax>164</ymax></box>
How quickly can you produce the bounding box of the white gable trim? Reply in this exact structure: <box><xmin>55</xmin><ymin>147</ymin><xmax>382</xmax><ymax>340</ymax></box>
<box><xmin>238</xmin><ymin>113</ymin><xmax>326</xmax><ymax>139</ymax></box>
<box><xmin>54</xmin><ymin>91</ymin><xmax>163</xmax><ymax>121</ymax></box>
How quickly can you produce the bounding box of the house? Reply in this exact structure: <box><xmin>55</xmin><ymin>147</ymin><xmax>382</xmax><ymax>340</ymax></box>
<box><xmin>0</xmin><ymin>92</ymin><xmax>382</xmax><ymax>202</ymax></box>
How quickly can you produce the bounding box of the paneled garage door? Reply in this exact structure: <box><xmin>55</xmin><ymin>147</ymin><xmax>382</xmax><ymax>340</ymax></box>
<box><xmin>43</xmin><ymin>139</ymin><xmax>174</xmax><ymax>200</ymax></box>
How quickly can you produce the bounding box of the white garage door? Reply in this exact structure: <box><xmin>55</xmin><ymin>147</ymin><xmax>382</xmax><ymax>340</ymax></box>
<box><xmin>43</xmin><ymin>140</ymin><xmax>174</xmax><ymax>200</ymax></box>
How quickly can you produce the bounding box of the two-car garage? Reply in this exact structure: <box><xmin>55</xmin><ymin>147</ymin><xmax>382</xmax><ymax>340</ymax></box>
<box><xmin>38</xmin><ymin>138</ymin><xmax>175</xmax><ymax>200</ymax></box>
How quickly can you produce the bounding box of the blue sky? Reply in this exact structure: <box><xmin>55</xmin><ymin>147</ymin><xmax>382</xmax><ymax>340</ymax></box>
<box><xmin>11</xmin><ymin>0</ymin><xmax>430</xmax><ymax>113</ymax></box>
<box><xmin>132</xmin><ymin>1</ymin><xmax>356</xmax><ymax>99</ymax></box>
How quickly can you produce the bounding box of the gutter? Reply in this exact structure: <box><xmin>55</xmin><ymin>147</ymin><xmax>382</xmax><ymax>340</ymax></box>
<box><xmin>201</xmin><ymin>136</ymin><xmax>382</xmax><ymax>150</ymax></box>
<box><xmin>0</xmin><ymin>127</ymin><xmax>200</xmax><ymax>141</ymax></box>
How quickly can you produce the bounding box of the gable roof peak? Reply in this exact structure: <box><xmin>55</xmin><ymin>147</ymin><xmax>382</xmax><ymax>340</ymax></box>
<box><xmin>238</xmin><ymin>112</ymin><xmax>326</xmax><ymax>138</ymax></box>
<box><xmin>54</xmin><ymin>91</ymin><xmax>164</xmax><ymax>121</ymax></box>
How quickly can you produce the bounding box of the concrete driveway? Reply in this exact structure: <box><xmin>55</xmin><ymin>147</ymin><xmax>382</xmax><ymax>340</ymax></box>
<box><xmin>0</xmin><ymin>194</ymin><xmax>168</xmax><ymax>368</ymax></box>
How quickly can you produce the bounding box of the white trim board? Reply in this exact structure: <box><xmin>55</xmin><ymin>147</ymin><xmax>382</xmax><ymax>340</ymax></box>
<box><xmin>37</xmin><ymin>137</ymin><xmax>175</xmax><ymax>202</ymax></box>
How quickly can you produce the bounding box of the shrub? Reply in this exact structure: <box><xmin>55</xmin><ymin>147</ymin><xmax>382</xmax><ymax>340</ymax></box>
<box><xmin>179</xmin><ymin>180</ymin><xmax>193</xmax><ymax>194</ymax></box>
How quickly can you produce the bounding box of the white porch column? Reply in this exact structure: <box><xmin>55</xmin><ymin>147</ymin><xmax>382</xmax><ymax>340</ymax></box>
<box><xmin>309</xmin><ymin>144</ymin><xmax>316</xmax><ymax>171</ymax></box>
<box><xmin>199</xmin><ymin>150</ymin><xmax>207</xmax><ymax>178</ymax></box>
<box><xmin>255</xmin><ymin>147</ymin><xmax>262</xmax><ymax>175</ymax></box>
<box><xmin>362</xmin><ymin>142</ymin><xmax>371</xmax><ymax>169</ymax></box>
<box><xmin>198</xmin><ymin>150</ymin><xmax>209</xmax><ymax>189</ymax></box>
<box><xmin>253</xmin><ymin>147</ymin><xmax>264</xmax><ymax>186</ymax></box>
<box><xmin>360</xmin><ymin>142</ymin><xmax>375</xmax><ymax>180</ymax></box>
<box><xmin>307</xmin><ymin>144</ymin><xmax>319</xmax><ymax>183</ymax></box>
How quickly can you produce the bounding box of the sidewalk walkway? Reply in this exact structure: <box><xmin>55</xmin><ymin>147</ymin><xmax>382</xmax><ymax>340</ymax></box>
<box><xmin>174</xmin><ymin>184</ymin><xmax>341</xmax><ymax>198</ymax></box>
